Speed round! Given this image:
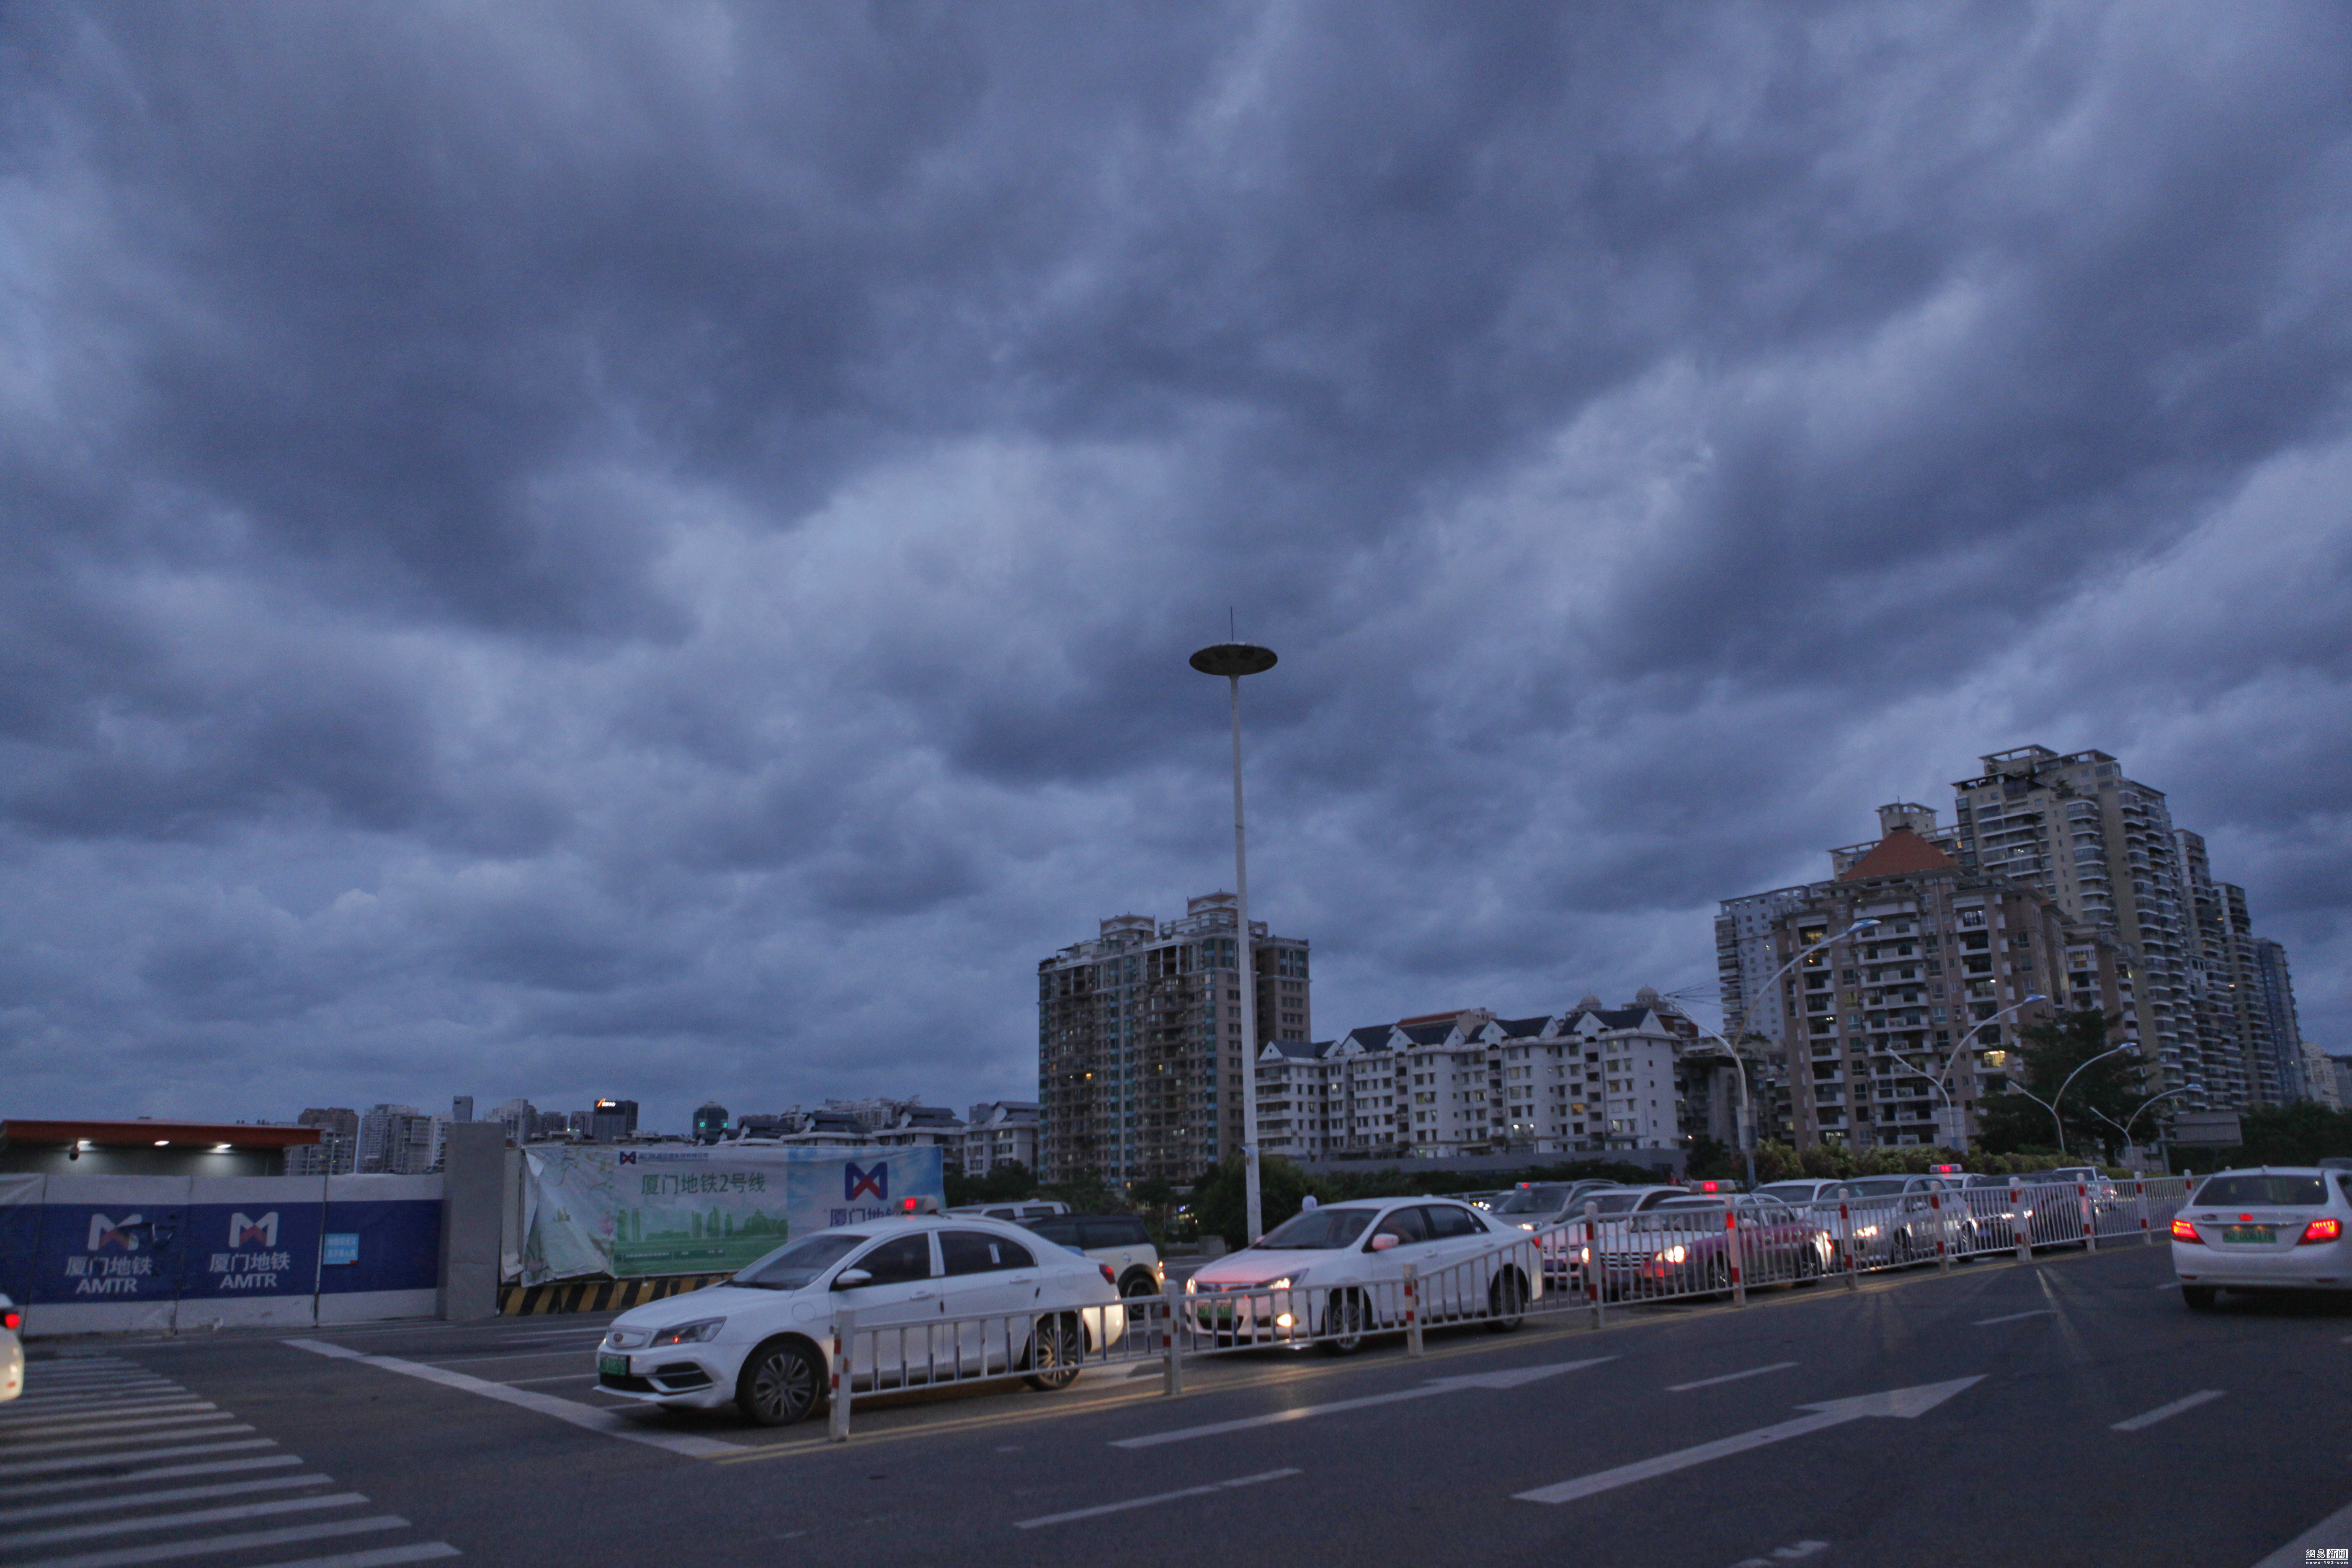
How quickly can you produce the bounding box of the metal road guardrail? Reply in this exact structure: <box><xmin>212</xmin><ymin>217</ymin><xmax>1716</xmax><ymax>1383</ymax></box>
<box><xmin>813</xmin><ymin>1177</ymin><xmax>2192</xmax><ymax>1440</ymax></box>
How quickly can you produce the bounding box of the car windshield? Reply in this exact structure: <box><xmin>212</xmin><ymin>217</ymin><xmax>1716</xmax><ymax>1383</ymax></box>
<box><xmin>1965</xmin><ymin>1176</ymin><xmax>2014</xmax><ymax>1188</ymax></box>
<box><xmin>1587</xmin><ymin>1192</ymin><xmax>1642</xmax><ymax>1214</ymax></box>
<box><xmin>732</xmin><ymin>1233</ymin><xmax>868</xmax><ymax>1290</ymax></box>
<box><xmin>1493</xmin><ymin>1186</ymin><xmax>1573</xmax><ymax>1215</ymax></box>
<box><xmin>1256</xmin><ymin>1208</ymin><xmax>1375</xmax><ymax>1249</ymax></box>
<box><xmin>1756</xmin><ymin>1183</ymin><xmax>1819</xmax><ymax>1202</ymax></box>
<box><xmin>2195</xmin><ymin>1175</ymin><xmax>2327</xmax><ymax>1207</ymax></box>
<box><xmin>1844</xmin><ymin>1178</ymin><xmax>1910</xmax><ymax>1197</ymax></box>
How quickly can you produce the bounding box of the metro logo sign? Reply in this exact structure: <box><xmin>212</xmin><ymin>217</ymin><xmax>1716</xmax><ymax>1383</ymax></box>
<box><xmin>846</xmin><ymin>1163</ymin><xmax>887</xmax><ymax>1202</ymax></box>
<box><xmin>87</xmin><ymin>1214</ymin><xmax>142</xmax><ymax>1251</ymax></box>
<box><xmin>231</xmin><ymin>1212</ymin><xmax>279</xmax><ymax>1248</ymax></box>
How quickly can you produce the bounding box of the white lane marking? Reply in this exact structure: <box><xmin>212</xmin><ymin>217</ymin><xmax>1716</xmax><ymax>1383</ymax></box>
<box><xmin>0</xmin><ymin>1408</ymin><xmax>220</xmax><ymax>1438</ymax></box>
<box><xmin>2255</xmin><ymin>1497</ymin><xmax>2352</xmax><ymax>1568</ymax></box>
<box><xmin>1515</xmin><ymin>1378</ymin><xmax>1984</xmax><ymax>1505</ymax></box>
<box><xmin>288</xmin><ymin>1338</ymin><xmax>740</xmax><ymax>1458</ymax></box>
<box><xmin>1972</xmin><ymin>1309</ymin><xmax>2055</xmax><ymax>1326</ymax></box>
<box><xmin>2156</xmin><ymin>1281</ymin><xmax>2184</xmax><ymax>1289</ymax></box>
<box><xmin>0</xmin><ymin>1422</ymin><xmax>246</xmax><ymax>1457</ymax></box>
<box><xmin>14</xmin><ymin>1380</ymin><xmax>174</xmax><ymax>1396</ymax></box>
<box><xmin>245</xmin><ymin>1544</ymin><xmax>459</xmax><ymax>1568</ymax></box>
<box><xmin>1014</xmin><ymin>1468</ymin><xmax>1300</xmax><ymax>1529</ymax></box>
<box><xmin>2111</xmin><ymin>1390</ymin><xmax>2225</xmax><ymax>1431</ymax></box>
<box><xmin>0</xmin><ymin>1403</ymin><xmax>214</xmax><ymax>1429</ymax></box>
<box><xmin>0</xmin><ymin>1456</ymin><xmax>305</xmax><ymax>1501</ymax></box>
<box><xmin>0</xmin><ymin>1439</ymin><xmax>278</xmax><ymax>1480</ymax></box>
<box><xmin>1110</xmin><ymin>1358</ymin><xmax>1614</xmax><ymax>1449</ymax></box>
<box><xmin>5</xmin><ymin>1387</ymin><xmax>185</xmax><ymax>1409</ymax></box>
<box><xmin>6</xmin><ymin>1512</ymin><xmax>407</xmax><ymax>1568</ymax></box>
<box><xmin>1730</xmin><ymin>1543</ymin><xmax>1830</xmax><ymax>1567</ymax></box>
<box><xmin>496</xmin><ymin>1374</ymin><xmax>601</xmax><ymax>1386</ymax></box>
<box><xmin>1669</xmin><ymin>1362</ymin><xmax>1799</xmax><ymax>1393</ymax></box>
<box><xmin>0</xmin><ymin>1475</ymin><xmax>333</xmax><ymax>1524</ymax></box>
<box><xmin>0</xmin><ymin>1491</ymin><xmax>368</xmax><ymax>1550</ymax></box>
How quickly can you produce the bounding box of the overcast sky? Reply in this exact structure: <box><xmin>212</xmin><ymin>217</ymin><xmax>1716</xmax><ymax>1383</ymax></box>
<box><xmin>4</xmin><ymin>3</ymin><xmax>2347</xmax><ymax>1133</ymax></box>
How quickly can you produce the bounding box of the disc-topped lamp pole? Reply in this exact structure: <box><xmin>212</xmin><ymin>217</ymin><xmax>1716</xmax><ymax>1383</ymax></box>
<box><xmin>1190</xmin><ymin>635</ymin><xmax>1277</xmax><ymax>1243</ymax></box>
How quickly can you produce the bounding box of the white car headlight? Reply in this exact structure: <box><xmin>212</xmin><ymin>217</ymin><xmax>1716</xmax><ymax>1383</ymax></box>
<box><xmin>1264</xmin><ymin>1272</ymin><xmax>1308</xmax><ymax>1289</ymax></box>
<box><xmin>1658</xmin><ymin>1245</ymin><xmax>1687</xmax><ymax>1265</ymax></box>
<box><xmin>646</xmin><ymin>1318</ymin><xmax>725</xmax><ymax>1348</ymax></box>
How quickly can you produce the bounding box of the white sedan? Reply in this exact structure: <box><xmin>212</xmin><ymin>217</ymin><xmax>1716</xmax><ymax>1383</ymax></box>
<box><xmin>1184</xmin><ymin>1197</ymin><xmax>1542</xmax><ymax>1352</ymax></box>
<box><xmin>2171</xmin><ymin>1167</ymin><xmax>2352</xmax><ymax>1309</ymax></box>
<box><xmin>595</xmin><ymin>1214</ymin><xmax>1126</xmax><ymax>1426</ymax></box>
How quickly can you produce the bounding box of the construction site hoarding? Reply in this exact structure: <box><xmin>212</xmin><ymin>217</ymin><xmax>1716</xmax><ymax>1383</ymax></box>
<box><xmin>518</xmin><ymin>1143</ymin><xmax>944</xmax><ymax>1284</ymax></box>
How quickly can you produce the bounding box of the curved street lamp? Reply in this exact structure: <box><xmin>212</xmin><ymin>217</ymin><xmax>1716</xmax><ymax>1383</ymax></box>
<box><xmin>1888</xmin><ymin>993</ymin><xmax>2046</xmax><ymax>1150</ymax></box>
<box><xmin>1704</xmin><ymin>917</ymin><xmax>1881</xmax><ymax>1191</ymax></box>
<box><xmin>1191</xmin><ymin>637</ymin><xmax>1278</xmax><ymax>1243</ymax></box>
<box><xmin>2005</xmin><ymin>1040</ymin><xmax>2141</xmax><ymax>1156</ymax></box>
<box><xmin>2086</xmin><ymin>1081</ymin><xmax>2202</xmax><ymax>1167</ymax></box>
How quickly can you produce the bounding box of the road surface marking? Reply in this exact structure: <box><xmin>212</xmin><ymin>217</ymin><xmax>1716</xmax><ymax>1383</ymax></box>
<box><xmin>0</xmin><ymin>1492</ymin><xmax>368</xmax><ymax>1551</ymax></box>
<box><xmin>1730</xmin><ymin>1543</ymin><xmax>1829</xmax><ymax>1567</ymax></box>
<box><xmin>2110</xmin><ymin>1390</ymin><xmax>2224</xmax><ymax>1431</ymax></box>
<box><xmin>1515</xmin><ymin>1378</ymin><xmax>1983</xmax><ymax>1505</ymax></box>
<box><xmin>0</xmin><ymin>1424</ymin><xmax>250</xmax><ymax>1457</ymax></box>
<box><xmin>1111</xmin><ymin>1359</ymin><xmax>1614</xmax><ymax>1449</ymax></box>
<box><xmin>1669</xmin><ymin>1362</ymin><xmax>1798</xmax><ymax>1392</ymax></box>
<box><xmin>0</xmin><ymin>1440</ymin><xmax>278</xmax><ymax>1481</ymax></box>
<box><xmin>0</xmin><ymin>1404</ymin><xmax>216</xmax><ymax>1430</ymax></box>
<box><xmin>288</xmin><ymin>1339</ymin><xmax>740</xmax><ymax>1459</ymax></box>
<box><xmin>1014</xmin><ymin>1468</ymin><xmax>1300</xmax><ymax>1528</ymax></box>
<box><xmin>0</xmin><ymin>1475</ymin><xmax>333</xmax><ymax>1525</ymax></box>
<box><xmin>2255</xmin><ymin>1497</ymin><xmax>2352</xmax><ymax>1568</ymax></box>
<box><xmin>0</xmin><ymin>1410</ymin><xmax>222</xmax><ymax>1439</ymax></box>
<box><xmin>257</xmin><ymin>1547</ymin><xmax>460</xmax><ymax>1568</ymax></box>
<box><xmin>1972</xmin><ymin>1309</ymin><xmax>2055</xmax><ymax>1326</ymax></box>
<box><xmin>5</xmin><ymin>1514</ymin><xmax>407</xmax><ymax>1568</ymax></box>
<box><xmin>3</xmin><ymin>1389</ymin><xmax>184</xmax><ymax>1412</ymax></box>
<box><xmin>0</xmin><ymin>1456</ymin><xmax>305</xmax><ymax>1501</ymax></box>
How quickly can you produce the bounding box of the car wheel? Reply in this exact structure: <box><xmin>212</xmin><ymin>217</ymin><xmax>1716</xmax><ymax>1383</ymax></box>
<box><xmin>1022</xmin><ymin>1313</ymin><xmax>1085</xmax><ymax>1392</ymax></box>
<box><xmin>1703</xmin><ymin>1254</ymin><xmax>1732</xmax><ymax>1298</ymax></box>
<box><xmin>735</xmin><ymin>1338</ymin><xmax>823</xmax><ymax>1428</ymax></box>
<box><xmin>1118</xmin><ymin>1269</ymin><xmax>1158</xmax><ymax>1324</ymax></box>
<box><xmin>1891</xmin><ymin>1230</ymin><xmax>1917</xmax><ymax>1266</ymax></box>
<box><xmin>1487</xmin><ymin>1271</ymin><xmax>1527</xmax><ymax>1332</ymax></box>
<box><xmin>1319</xmin><ymin>1289</ymin><xmax>1369</xmax><ymax>1356</ymax></box>
<box><xmin>2181</xmin><ymin>1285</ymin><xmax>2218</xmax><ymax>1311</ymax></box>
<box><xmin>1794</xmin><ymin>1243</ymin><xmax>1822</xmax><ymax>1286</ymax></box>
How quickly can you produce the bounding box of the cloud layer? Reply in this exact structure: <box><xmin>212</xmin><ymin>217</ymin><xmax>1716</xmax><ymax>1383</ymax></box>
<box><xmin>3</xmin><ymin>2</ymin><xmax>2347</xmax><ymax>1129</ymax></box>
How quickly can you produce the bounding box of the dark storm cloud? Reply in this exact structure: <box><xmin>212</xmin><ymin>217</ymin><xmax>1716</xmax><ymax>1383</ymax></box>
<box><xmin>1</xmin><ymin>1</ymin><xmax>2347</xmax><ymax>1127</ymax></box>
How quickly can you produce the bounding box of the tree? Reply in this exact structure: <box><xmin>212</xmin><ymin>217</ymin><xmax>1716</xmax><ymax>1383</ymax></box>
<box><xmin>1683</xmin><ymin>1135</ymin><xmax>1736</xmax><ymax>1182</ymax></box>
<box><xmin>1191</xmin><ymin>1156</ymin><xmax>1314</xmax><ymax>1249</ymax></box>
<box><xmin>943</xmin><ymin>1161</ymin><xmax>1039</xmax><ymax>1207</ymax></box>
<box><xmin>2239</xmin><ymin>1103</ymin><xmax>2352</xmax><ymax>1165</ymax></box>
<box><xmin>1973</xmin><ymin>1008</ymin><xmax>2147</xmax><ymax>1159</ymax></box>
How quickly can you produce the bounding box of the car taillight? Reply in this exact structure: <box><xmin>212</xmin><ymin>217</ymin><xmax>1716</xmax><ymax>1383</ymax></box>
<box><xmin>1100</xmin><ymin>1264</ymin><xmax>1117</xmax><ymax>1287</ymax></box>
<box><xmin>2169</xmin><ymin>1218</ymin><xmax>2202</xmax><ymax>1244</ymax></box>
<box><xmin>2298</xmin><ymin>1218</ymin><xmax>2343</xmax><ymax>1246</ymax></box>
<box><xmin>0</xmin><ymin>1310</ymin><xmax>18</xmax><ymax>1332</ymax></box>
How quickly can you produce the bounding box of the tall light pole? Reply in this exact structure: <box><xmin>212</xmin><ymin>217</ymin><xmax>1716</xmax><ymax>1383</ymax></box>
<box><xmin>1710</xmin><ymin>917</ymin><xmax>1881</xmax><ymax>1189</ymax></box>
<box><xmin>2008</xmin><ymin>1041</ymin><xmax>2140</xmax><ymax>1156</ymax></box>
<box><xmin>1890</xmin><ymin>993</ymin><xmax>2045</xmax><ymax>1150</ymax></box>
<box><xmin>1191</xmin><ymin>637</ymin><xmax>1277</xmax><ymax>1243</ymax></box>
<box><xmin>2086</xmin><ymin>1081</ymin><xmax>2201</xmax><ymax>1167</ymax></box>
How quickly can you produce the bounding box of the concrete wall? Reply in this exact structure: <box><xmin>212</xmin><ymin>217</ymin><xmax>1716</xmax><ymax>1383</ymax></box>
<box><xmin>437</xmin><ymin>1123</ymin><xmax>503</xmax><ymax>1320</ymax></box>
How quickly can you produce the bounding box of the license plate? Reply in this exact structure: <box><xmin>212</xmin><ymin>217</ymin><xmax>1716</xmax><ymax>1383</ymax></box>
<box><xmin>2221</xmin><ymin>1225</ymin><xmax>2275</xmax><ymax>1244</ymax></box>
<box><xmin>598</xmin><ymin>1354</ymin><xmax>629</xmax><ymax>1376</ymax></box>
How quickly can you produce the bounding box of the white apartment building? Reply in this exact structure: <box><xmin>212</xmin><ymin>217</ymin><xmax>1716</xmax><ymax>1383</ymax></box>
<box><xmin>1256</xmin><ymin>996</ymin><xmax>1695</xmax><ymax>1160</ymax></box>
<box><xmin>962</xmin><ymin>1101</ymin><xmax>1040</xmax><ymax>1173</ymax></box>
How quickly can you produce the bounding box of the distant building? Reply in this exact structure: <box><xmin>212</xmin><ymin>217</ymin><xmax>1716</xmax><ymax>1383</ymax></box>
<box><xmin>451</xmin><ymin>1096</ymin><xmax>474</xmax><ymax>1123</ymax></box>
<box><xmin>873</xmin><ymin>1104</ymin><xmax>967</xmax><ymax>1171</ymax></box>
<box><xmin>289</xmin><ymin>1107</ymin><xmax>361</xmax><ymax>1176</ymax></box>
<box><xmin>358</xmin><ymin>1104</ymin><xmax>438</xmax><ymax>1173</ymax></box>
<box><xmin>1039</xmin><ymin>892</ymin><xmax>1312</xmax><ymax>1183</ymax></box>
<box><xmin>487</xmin><ymin>1099</ymin><xmax>539</xmax><ymax>1143</ymax></box>
<box><xmin>963</xmin><ymin>1101</ymin><xmax>1041</xmax><ymax>1173</ymax></box>
<box><xmin>1256</xmin><ymin>997</ymin><xmax>1697</xmax><ymax>1161</ymax></box>
<box><xmin>589</xmin><ymin>1099</ymin><xmax>638</xmax><ymax>1142</ymax></box>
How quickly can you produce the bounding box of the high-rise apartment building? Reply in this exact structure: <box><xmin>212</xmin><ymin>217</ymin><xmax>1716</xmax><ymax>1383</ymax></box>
<box><xmin>1037</xmin><ymin>892</ymin><xmax>1310</xmax><ymax>1183</ymax></box>
<box><xmin>1718</xmin><ymin>812</ymin><xmax>2129</xmax><ymax>1148</ymax></box>
<box><xmin>358</xmin><ymin>1104</ymin><xmax>438</xmax><ymax>1173</ymax></box>
<box><xmin>288</xmin><ymin>1106</ymin><xmax>360</xmax><ymax>1176</ymax></box>
<box><xmin>1947</xmin><ymin>746</ymin><xmax>2305</xmax><ymax>1111</ymax></box>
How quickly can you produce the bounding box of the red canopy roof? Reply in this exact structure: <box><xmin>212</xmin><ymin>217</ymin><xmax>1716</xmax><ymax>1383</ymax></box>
<box><xmin>1837</xmin><ymin>827</ymin><xmax>1958</xmax><ymax>882</ymax></box>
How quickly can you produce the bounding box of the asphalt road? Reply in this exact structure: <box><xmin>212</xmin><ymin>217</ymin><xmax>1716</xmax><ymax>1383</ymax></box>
<box><xmin>10</xmin><ymin>1243</ymin><xmax>2349</xmax><ymax>1568</ymax></box>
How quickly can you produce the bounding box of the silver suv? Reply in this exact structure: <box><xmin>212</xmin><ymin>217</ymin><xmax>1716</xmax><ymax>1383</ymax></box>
<box><xmin>1017</xmin><ymin>1212</ymin><xmax>1163</xmax><ymax>1304</ymax></box>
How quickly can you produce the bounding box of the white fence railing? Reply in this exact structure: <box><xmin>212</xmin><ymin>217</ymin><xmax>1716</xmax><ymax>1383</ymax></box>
<box><xmin>812</xmin><ymin>1177</ymin><xmax>2191</xmax><ymax>1439</ymax></box>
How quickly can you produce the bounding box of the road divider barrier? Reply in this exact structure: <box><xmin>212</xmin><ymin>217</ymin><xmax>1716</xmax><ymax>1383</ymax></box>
<box><xmin>803</xmin><ymin>1176</ymin><xmax>2190</xmax><ymax>1440</ymax></box>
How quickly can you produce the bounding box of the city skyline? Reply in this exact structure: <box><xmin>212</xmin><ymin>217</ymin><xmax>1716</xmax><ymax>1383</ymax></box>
<box><xmin>3</xmin><ymin>8</ymin><xmax>2345</xmax><ymax>1130</ymax></box>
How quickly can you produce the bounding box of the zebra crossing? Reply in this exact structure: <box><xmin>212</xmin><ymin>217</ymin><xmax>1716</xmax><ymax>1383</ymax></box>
<box><xmin>0</xmin><ymin>1355</ymin><xmax>459</xmax><ymax>1568</ymax></box>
